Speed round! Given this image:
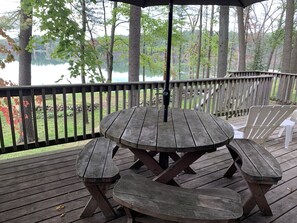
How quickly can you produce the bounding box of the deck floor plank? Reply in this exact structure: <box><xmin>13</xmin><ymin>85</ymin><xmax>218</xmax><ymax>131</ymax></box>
<box><xmin>0</xmin><ymin>116</ymin><xmax>296</xmax><ymax>223</ymax></box>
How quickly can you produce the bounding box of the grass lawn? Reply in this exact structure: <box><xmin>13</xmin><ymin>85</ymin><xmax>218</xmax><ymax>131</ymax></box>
<box><xmin>0</xmin><ymin>140</ymin><xmax>88</xmax><ymax>161</ymax></box>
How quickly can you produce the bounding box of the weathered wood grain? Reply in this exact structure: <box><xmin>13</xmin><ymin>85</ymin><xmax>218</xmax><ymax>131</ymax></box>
<box><xmin>137</xmin><ymin>107</ymin><xmax>159</xmax><ymax>150</ymax></box>
<box><xmin>1</xmin><ymin>117</ymin><xmax>297</xmax><ymax>223</ymax></box>
<box><xmin>184</xmin><ymin>109</ymin><xmax>214</xmax><ymax>151</ymax></box>
<box><xmin>172</xmin><ymin>109</ymin><xmax>196</xmax><ymax>150</ymax></box>
<box><xmin>76</xmin><ymin>137</ymin><xmax>120</xmax><ymax>219</ymax></box>
<box><xmin>157</xmin><ymin>109</ymin><xmax>176</xmax><ymax>151</ymax></box>
<box><xmin>101</xmin><ymin>108</ymin><xmax>233</xmax><ymax>152</ymax></box>
<box><xmin>226</xmin><ymin>139</ymin><xmax>282</xmax><ymax>184</ymax></box>
<box><xmin>121</xmin><ymin>107</ymin><xmax>147</xmax><ymax>148</ymax></box>
<box><xmin>105</xmin><ymin>108</ymin><xmax>135</xmax><ymax>143</ymax></box>
<box><xmin>113</xmin><ymin>174</ymin><xmax>243</xmax><ymax>222</ymax></box>
<box><xmin>225</xmin><ymin>139</ymin><xmax>282</xmax><ymax>216</ymax></box>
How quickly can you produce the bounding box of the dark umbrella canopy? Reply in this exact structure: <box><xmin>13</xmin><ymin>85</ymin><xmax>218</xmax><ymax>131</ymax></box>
<box><xmin>110</xmin><ymin>0</ymin><xmax>264</xmax><ymax>8</ymax></box>
<box><xmin>109</xmin><ymin>0</ymin><xmax>265</xmax><ymax>122</ymax></box>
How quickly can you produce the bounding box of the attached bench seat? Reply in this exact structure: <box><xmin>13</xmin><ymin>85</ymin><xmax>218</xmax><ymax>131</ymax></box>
<box><xmin>113</xmin><ymin>174</ymin><xmax>243</xmax><ymax>223</ymax></box>
<box><xmin>224</xmin><ymin>139</ymin><xmax>282</xmax><ymax>216</ymax></box>
<box><xmin>76</xmin><ymin>137</ymin><xmax>120</xmax><ymax>220</ymax></box>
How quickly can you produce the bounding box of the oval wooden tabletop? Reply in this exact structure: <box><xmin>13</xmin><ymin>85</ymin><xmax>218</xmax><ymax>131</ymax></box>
<box><xmin>100</xmin><ymin>107</ymin><xmax>234</xmax><ymax>152</ymax></box>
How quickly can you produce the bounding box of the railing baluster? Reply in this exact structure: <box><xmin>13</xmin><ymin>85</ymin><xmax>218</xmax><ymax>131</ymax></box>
<box><xmin>211</xmin><ymin>81</ymin><xmax>217</xmax><ymax>115</ymax></box>
<box><xmin>72</xmin><ymin>87</ymin><xmax>77</xmax><ymax>141</ymax></box>
<box><xmin>19</xmin><ymin>90</ymin><xmax>28</xmax><ymax>149</ymax></box>
<box><xmin>115</xmin><ymin>85</ymin><xmax>119</xmax><ymax>111</ymax></box>
<box><xmin>156</xmin><ymin>84</ymin><xmax>160</xmax><ymax>109</ymax></box>
<box><xmin>0</xmin><ymin>115</ymin><xmax>5</xmax><ymax>153</ymax></box>
<box><xmin>42</xmin><ymin>88</ymin><xmax>49</xmax><ymax>145</ymax></box>
<box><xmin>137</xmin><ymin>83</ymin><xmax>141</xmax><ymax>106</ymax></box>
<box><xmin>91</xmin><ymin>86</ymin><xmax>95</xmax><ymax>137</ymax></box>
<box><xmin>206</xmin><ymin>81</ymin><xmax>212</xmax><ymax>113</ymax></box>
<box><xmin>82</xmin><ymin>86</ymin><xmax>87</xmax><ymax>139</ymax></box>
<box><xmin>62</xmin><ymin>88</ymin><xmax>68</xmax><ymax>143</ymax></box>
<box><xmin>0</xmin><ymin>75</ymin><xmax>277</xmax><ymax>153</ymax></box>
<box><xmin>31</xmin><ymin>89</ymin><xmax>39</xmax><ymax>147</ymax></box>
<box><xmin>99</xmin><ymin>86</ymin><xmax>103</xmax><ymax>120</ymax></box>
<box><xmin>143</xmin><ymin>84</ymin><xmax>147</xmax><ymax>107</ymax></box>
<box><xmin>183</xmin><ymin>82</ymin><xmax>189</xmax><ymax>109</ymax></box>
<box><xmin>293</xmin><ymin>77</ymin><xmax>297</xmax><ymax>104</ymax></box>
<box><xmin>107</xmin><ymin>86</ymin><xmax>111</xmax><ymax>113</ymax></box>
<box><xmin>6</xmin><ymin>91</ymin><xmax>17</xmax><ymax>151</ymax></box>
<box><xmin>192</xmin><ymin>83</ymin><xmax>198</xmax><ymax>110</ymax></box>
<box><xmin>53</xmin><ymin>88</ymin><xmax>58</xmax><ymax>143</ymax></box>
<box><xmin>149</xmin><ymin>84</ymin><xmax>153</xmax><ymax>107</ymax></box>
<box><xmin>123</xmin><ymin>85</ymin><xmax>127</xmax><ymax>109</ymax></box>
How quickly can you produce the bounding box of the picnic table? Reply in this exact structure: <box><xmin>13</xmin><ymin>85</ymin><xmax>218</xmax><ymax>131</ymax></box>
<box><xmin>100</xmin><ymin>107</ymin><xmax>234</xmax><ymax>184</ymax></box>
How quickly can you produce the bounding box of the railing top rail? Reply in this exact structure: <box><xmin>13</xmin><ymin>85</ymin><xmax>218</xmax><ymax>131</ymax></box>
<box><xmin>0</xmin><ymin>75</ymin><xmax>274</xmax><ymax>97</ymax></box>
<box><xmin>230</xmin><ymin>71</ymin><xmax>297</xmax><ymax>77</ymax></box>
<box><xmin>0</xmin><ymin>75</ymin><xmax>274</xmax><ymax>90</ymax></box>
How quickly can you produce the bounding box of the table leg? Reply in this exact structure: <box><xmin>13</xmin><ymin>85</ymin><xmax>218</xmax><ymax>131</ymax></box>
<box><xmin>224</xmin><ymin>148</ymin><xmax>241</xmax><ymax>178</ymax></box>
<box><xmin>243</xmin><ymin>183</ymin><xmax>273</xmax><ymax>216</ymax></box>
<box><xmin>168</xmin><ymin>152</ymin><xmax>196</xmax><ymax>174</ymax></box>
<box><xmin>130</xmin><ymin>149</ymin><xmax>164</xmax><ymax>175</ymax></box>
<box><xmin>154</xmin><ymin>151</ymin><xmax>205</xmax><ymax>184</ymax></box>
<box><xmin>131</xmin><ymin>151</ymin><xmax>196</xmax><ymax>174</ymax></box>
<box><xmin>130</xmin><ymin>151</ymin><xmax>158</xmax><ymax>169</ymax></box>
<box><xmin>83</xmin><ymin>183</ymin><xmax>117</xmax><ymax>220</ymax></box>
<box><xmin>129</xmin><ymin>149</ymin><xmax>179</xmax><ymax>186</ymax></box>
<box><xmin>159</xmin><ymin>152</ymin><xmax>169</xmax><ymax>169</ymax></box>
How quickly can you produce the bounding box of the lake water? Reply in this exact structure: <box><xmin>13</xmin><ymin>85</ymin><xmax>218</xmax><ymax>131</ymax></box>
<box><xmin>0</xmin><ymin>61</ymin><xmax>163</xmax><ymax>85</ymax></box>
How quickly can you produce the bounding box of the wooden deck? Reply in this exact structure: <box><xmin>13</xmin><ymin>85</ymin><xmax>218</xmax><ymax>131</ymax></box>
<box><xmin>1</xmin><ymin>116</ymin><xmax>297</xmax><ymax>223</ymax></box>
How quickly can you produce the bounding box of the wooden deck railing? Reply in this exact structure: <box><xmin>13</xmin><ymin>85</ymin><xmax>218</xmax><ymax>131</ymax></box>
<box><xmin>229</xmin><ymin>71</ymin><xmax>297</xmax><ymax>104</ymax></box>
<box><xmin>0</xmin><ymin>75</ymin><xmax>273</xmax><ymax>153</ymax></box>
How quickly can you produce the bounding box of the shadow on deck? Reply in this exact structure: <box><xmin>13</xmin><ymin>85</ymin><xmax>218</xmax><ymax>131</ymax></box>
<box><xmin>0</xmin><ymin>116</ymin><xmax>297</xmax><ymax>223</ymax></box>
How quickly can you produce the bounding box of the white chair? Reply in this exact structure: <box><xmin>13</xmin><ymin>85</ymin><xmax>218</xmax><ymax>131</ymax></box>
<box><xmin>231</xmin><ymin>105</ymin><xmax>297</xmax><ymax>147</ymax></box>
<box><xmin>278</xmin><ymin>110</ymin><xmax>297</xmax><ymax>148</ymax></box>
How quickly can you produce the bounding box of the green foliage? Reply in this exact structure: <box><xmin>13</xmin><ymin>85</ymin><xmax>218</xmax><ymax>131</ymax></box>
<box><xmin>27</xmin><ymin>0</ymin><xmax>104</xmax><ymax>82</ymax></box>
<box><xmin>0</xmin><ymin>29</ymin><xmax>20</xmax><ymax>69</ymax></box>
<box><xmin>249</xmin><ymin>39</ymin><xmax>265</xmax><ymax>71</ymax></box>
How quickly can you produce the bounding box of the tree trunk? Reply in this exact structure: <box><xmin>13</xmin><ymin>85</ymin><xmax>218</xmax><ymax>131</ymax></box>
<box><xmin>195</xmin><ymin>6</ymin><xmax>203</xmax><ymax>79</ymax></box>
<box><xmin>206</xmin><ymin>5</ymin><xmax>214</xmax><ymax>78</ymax></box>
<box><xmin>81</xmin><ymin>0</ymin><xmax>88</xmax><ymax>124</ymax></box>
<box><xmin>217</xmin><ymin>6</ymin><xmax>229</xmax><ymax>78</ymax></box>
<box><xmin>237</xmin><ymin>7</ymin><xmax>246</xmax><ymax>71</ymax></box>
<box><xmin>104</xmin><ymin>1</ymin><xmax>117</xmax><ymax>83</ymax></box>
<box><xmin>129</xmin><ymin>5</ymin><xmax>141</xmax><ymax>107</ymax></box>
<box><xmin>266</xmin><ymin>6</ymin><xmax>285</xmax><ymax>71</ymax></box>
<box><xmin>279</xmin><ymin>0</ymin><xmax>295</xmax><ymax>102</ymax></box>
<box><xmin>290</xmin><ymin>35</ymin><xmax>297</xmax><ymax>73</ymax></box>
<box><xmin>281</xmin><ymin>0</ymin><xmax>294</xmax><ymax>72</ymax></box>
<box><xmin>252</xmin><ymin>37</ymin><xmax>263</xmax><ymax>70</ymax></box>
<box><xmin>19</xmin><ymin>0</ymin><xmax>34</xmax><ymax>143</ymax></box>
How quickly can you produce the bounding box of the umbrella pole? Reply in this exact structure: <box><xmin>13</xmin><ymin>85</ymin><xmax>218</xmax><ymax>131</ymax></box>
<box><xmin>160</xmin><ymin>1</ymin><xmax>173</xmax><ymax>171</ymax></box>
<box><xmin>163</xmin><ymin>0</ymin><xmax>173</xmax><ymax>123</ymax></box>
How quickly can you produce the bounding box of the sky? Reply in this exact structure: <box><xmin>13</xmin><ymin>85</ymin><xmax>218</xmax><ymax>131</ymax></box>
<box><xmin>0</xmin><ymin>0</ymin><xmax>19</xmax><ymax>13</ymax></box>
<box><xmin>0</xmin><ymin>0</ymin><xmax>282</xmax><ymax>40</ymax></box>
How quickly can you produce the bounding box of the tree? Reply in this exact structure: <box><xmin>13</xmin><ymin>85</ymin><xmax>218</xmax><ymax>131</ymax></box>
<box><xmin>129</xmin><ymin>5</ymin><xmax>141</xmax><ymax>107</ymax></box>
<box><xmin>278</xmin><ymin>0</ymin><xmax>295</xmax><ymax>102</ymax></box>
<box><xmin>217</xmin><ymin>6</ymin><xmax>229</xmax><ymax>77</ymax></box>
<box><xmin>31</xmin><ymin>0</ymin><xmax>104</xmax><ymax>83</ymax></box>
<box><xmin>290</xmin><ymin>35</ymin><xmax>297</xmax><ymax>73</ymax></box>
<box><xmin>195</xmin><ymin>6</ymin><xmax>203</xmax><ymax>79</ymax></box>
<box><xmin>206</xmin><ymin>5</ymin><xmax>215</xmax><ymax>78</ymax></box>
<box><xmin>103</xmin><ymin>1</ymin><xmax>119</xmax><ymax>83</ymax></box>
<box><xmin>0</xmin><ymin>29</ymin><xmax>18</xmax><ymax>69</ymax></box>
<box><xmin>237</xmin><ymin>7</ymin><xmax>247</xmax><ymax>71</ymax></box>
<box><xmin>18</xmin><ymin>0</ymin><xmax>35</xmax><ymax>143</ymax></box>
<box><xmin>247</xmin><ymin>1</ymin><xmax>280</xmax><ymax>71</ymax></box>
<box><xmin>266</xmin><ymin>5</ymin><xmax>285</xmax><ymax>71</ymax></box>
<box><xmin>281</xmin><ymin>0</ymin><xmax>294</xmax><ymax>73</ymax></box>
<box><xmin>140</xmin><ymin>7</ymin><xmax>170</xmax><ymax>79</ymax></box>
